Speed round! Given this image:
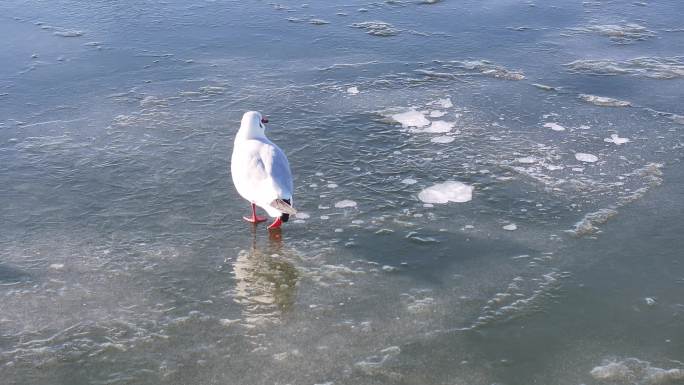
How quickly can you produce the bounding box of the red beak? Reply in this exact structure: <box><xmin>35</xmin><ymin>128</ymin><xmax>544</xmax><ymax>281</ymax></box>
<box><xmin>261</xmin><ymin>117</ymin><xmax>269</xmax><ymax>124</ymax></box>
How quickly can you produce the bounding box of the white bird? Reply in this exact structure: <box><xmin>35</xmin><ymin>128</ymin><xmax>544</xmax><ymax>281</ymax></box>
<box><xmin>231</xmin><ymin>111</ymin><xmax>296</xmax><ymax>230</ymax></box>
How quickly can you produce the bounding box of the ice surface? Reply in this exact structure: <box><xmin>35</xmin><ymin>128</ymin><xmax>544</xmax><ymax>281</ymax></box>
<box><xmin>418</xmin><ymin>181</ymin><xmax>473</xmax><ymax>203</ymax></box>
<box><xmin>2</xmin><ymin>2</ymin><xmax>683</xmax><ymax>384</ymax></box>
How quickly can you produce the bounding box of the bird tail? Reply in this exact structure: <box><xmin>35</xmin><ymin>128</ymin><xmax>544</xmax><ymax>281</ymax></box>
<box><xmin>270</xmin><ymin>199</ymin><xmax>296</xmax><ymax>223</ymax></box>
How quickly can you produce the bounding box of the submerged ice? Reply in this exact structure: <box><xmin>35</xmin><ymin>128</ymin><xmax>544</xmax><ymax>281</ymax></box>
<box><xmin>2</xmin><ymin>1</ymin><xmax>684</xmax><ymax>384</ymax></box>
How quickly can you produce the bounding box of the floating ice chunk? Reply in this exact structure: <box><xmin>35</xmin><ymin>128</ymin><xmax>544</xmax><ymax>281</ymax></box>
<box><xmin>327</xmin><ymin>183</ymin><xmax>338</xmax><ymax>188</ymax></box>
<box><xmin>419</xmin><ymin>120</ymin><xmax>454</xmax><ymax>133</ymax></box>
<box><xmin>350</xmin><ymin>21</ymin><xmax>401</xmax><ymax>36</ymax></box>
<box><xmin>455</xmin><ymin>60</ymin><xmax>525</xmax><ymax>80</ymax></box>
<box><xmin>296</xmin><ymin>212</ymin><xmax>310</xmax><ymax>219</ymax></box>
<box><xmin>418</xmin><ymin>181</ymin><xmax>473</xmax><ymax>204</ymax></box>
<box><xmin>568</xmin><ymin>23</ymin><xmax>655</xmax><ymax>43</ymax></box>
<box><xmin>532</xmin><ymin>83</ymin><xmax>556</xmax><ymax>91</ymax></box>
<box><xmin>566</xmin><ymin>57</ymin><xmax>684</xmax><ymax>79</ymax></box>
<box><xmin>544</xmin><ymin>122</ymin><xmax>566</xmax><ymax>131</ymax></box>
<box><xmin>645</xmin><ymin>297</ymin><xmax>657</xmax><ymax>306</ymax></box>
<box><xmin>568</xmin><ymin>208</ymin><xmax>618</xmax><ymax>237</ymax></box>
<box><xmin>49</xmin><ymin>263</ymin><xmax>64</xmax><ymax>270</ymax></box>
<box><xmin>390</xmin><ymin>109</ymin><xmax>430</xmax><ymax>128</ymax></box>
<box><xmin>503</xmin><ymin>224</ymin><xmax>517</xmax><ymax>231</ymax></box>
<box><xmin>591</xmin><ymin>361</ymin><xmax>632</xmax><ymax>381</ymax></box>
<box><xmin>401</xmin><ymin>178</ymin><xmax>417</xmax><ymax>185</ymax></box>
<box><xmin>580</xmin><ymin>94</ymin><xmax>631</xmax><ymax>107</ymax></box>
<box><xmin>219</xmin><ymin>318</ymin><xmax>240</xmax><ymax>327</ymax></box>
<box><xmin>334</xmin><ymin>200</ymin><xmax>357</xmax><ymax>208</ymax></box>
<box><xmin>516</xmin><ymin>156</ymin><xmax>537</xmax><ymax>164</ymax></box>
<box><xmin>590</xmin><ymin>358</ymin><xmax>684</xmax><ymax>383</ymax></box>
<box><xmin>309</xmin><ymin>19</ymin><xmax>330</xmax><ymax>25</ymax></box>
<box><xmin>54</xmin><ymin>29</ymin><xmax>83</xmax><ymax>37</ymax></box>
<box><xmin>575</xmin><ymin>153</ymin><xmax>599</xmax><ymax>163</ymax></box>
<box><xmin>431</xmin><ymin>136</ymin><xmax>455</xmax><ymax>144</ymax></box>
<box><xmin>604</xmin><ymin>134</ymin><xmax>630</xmax><ymax>145</ymax></box>
<box><xmin>429</xmin><ymin>110</ymin><xmax>446</xmax><ymax>117</ymax></box>
<box><xmin>436</xmin><ymin>98</ymin><xmax>453</xmax><ymax>108</ymax></box>
<box><xmin>346</xmin><ymin>86</ymin><xmax>359</xmax><ymax>95</ymax></box>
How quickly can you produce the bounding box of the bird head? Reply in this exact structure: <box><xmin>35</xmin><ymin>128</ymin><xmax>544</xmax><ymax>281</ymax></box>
<box><xmin>240</xmin><ymin>111</ymin><xmax>270</xmax><ymax>138</ymax></box>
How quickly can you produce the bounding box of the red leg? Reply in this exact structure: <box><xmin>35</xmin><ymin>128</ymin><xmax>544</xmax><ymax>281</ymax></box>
<box><xmin>243</xmin><ymin>203</ymin><xmax>267</xmax><ymax>223</ymax></box>
<box><xmin>267</xmin><ymin>217</ymin><xmax>283</xmax><ymax>230</ymax></box>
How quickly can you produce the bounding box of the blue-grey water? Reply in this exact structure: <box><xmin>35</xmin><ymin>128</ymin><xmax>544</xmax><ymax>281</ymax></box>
<box><xmin>1</xmin><ymin>1</ymin><xmax>683</xmax><ymax>384</ymax></box>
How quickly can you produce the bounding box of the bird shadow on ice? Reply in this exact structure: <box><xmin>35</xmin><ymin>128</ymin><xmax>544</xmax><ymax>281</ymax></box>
<box><xmin>232</xmin><ymin>227</ymin><xmax>299</xmax><ymax>328</ymax></box>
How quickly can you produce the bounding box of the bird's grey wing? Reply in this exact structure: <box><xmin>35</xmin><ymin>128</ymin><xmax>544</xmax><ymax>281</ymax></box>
<box><xmin>260</xmin><ymin>143</ymin><xmax>293</xmax><ymax>198</ymax></box>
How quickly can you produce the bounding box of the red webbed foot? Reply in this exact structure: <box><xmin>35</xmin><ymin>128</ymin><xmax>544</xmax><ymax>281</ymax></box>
<box><xmin>267</xmin><ymin>217</ymin><xmax>283</xmax><ymax>230</ymax></box>
<box><xmin>243</xmin><ymin>215</ymin><xmax>268</xmax><ymax>223</ymax></box>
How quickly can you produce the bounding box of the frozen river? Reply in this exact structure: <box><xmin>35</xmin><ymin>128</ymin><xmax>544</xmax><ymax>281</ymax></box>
<box><xmin>1</xmin><ymin>1</ymin><xmax>683</xmax><ymax>384</ymax></box>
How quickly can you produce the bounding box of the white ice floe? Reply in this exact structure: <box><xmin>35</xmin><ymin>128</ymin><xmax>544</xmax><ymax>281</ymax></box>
<box><xmin>566</xmin><ymin>57</ymin><xmax>684</xmax><ymax>79</ymax></box>
<box><xmin>346</xmin><ymin>86</ymin><xmax>359</xmax><ymax>95</ymax></box>
<box><xmin>390</xmin><ymin>109</ymin><xmax>430</xmax><ymax>128</ymax></box>
<box><xmin>334</xmin><ymin>200</ymin><xmax>358</xmax><ymax>208</ymax></box>
<box><xmin>435</xmin><ymin>97</ymin><xmax>453</xmax><ymax>108</ymax></box>
<box><xmin>544</xmin><ymin>122</ymin><xmax>566</xmax><ymax>131</ymax></box>
<box><xmin>575</xmin><ymin>153</ymin><xmax>598</xmax><ymax>163</ymax></box>
<box><xmin>295</xmin><ymin>212</ymin><xmax>310</xmax><ymax>219</ymax></box>
<box><xmin>309</xmin><ymin>19</ymin><xmax>330</xmax><ymax>25</ymax></box>
<box><xmin>502</xmin><ymin>224</ymin><xmax>518</xmax><ymax>231</ymax></box>
<box><xmin>567</xmin><ymin>208</ymin><xmax>618</xmax><ymax>237</ymax></box>
<box><xmin>350</xmin><ymin>21</ymin><xmax>401</xmax><ymax>37</ymax></box>
<box><xmin>431</xmin><ymin>135</ymin><xmax>455</xmax><ymax>144</ymax></box>
<box><xmin>604</xmin><ymin>134</ymin><xmax>630</xmax><ymax>145</ymax></box>
<box><xmin>516</xmin><ymin>156</ymin><xmax>537</xmax><ymax>164</ymax></box>
<box><xmin>591</xmin><ymin>358</ymin><xmax>684</xmax><ymax>383</ymax></box>
<box><xmin>567</xmin><ymin>23</ymin><xmax>655</xmax><ymax>43</ymax></box>
<box><xmin>580</xmin><ymin>94</ymin><xmax>631</xmax><ymax>107</ymax></box>
<box><xmin>418</xmin><ymin>181</ymin><xmax>473</xmax><ymax>204</ymax></box>
<box><xmin>429</xmin><ymin>110</ymin><xmax>446</xmax><ymax>117</ymax></box>
<box><xmin>419</xmin><ymin>120</ymin><xmax>454</xmax><ymax>133</ymax></box>
<box><xmin>401</xmin><ymin>178</ymin><xmax>417</xmax><ymax>185</ymax></box>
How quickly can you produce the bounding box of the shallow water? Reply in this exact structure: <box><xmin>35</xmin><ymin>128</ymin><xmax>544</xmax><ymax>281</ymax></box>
<box><xmin>1</xmin><ymin>1</ymin><xmax>683</xmax><ymax>384</ymax></box>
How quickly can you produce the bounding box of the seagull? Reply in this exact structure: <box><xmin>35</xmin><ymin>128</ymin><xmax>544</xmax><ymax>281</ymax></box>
<box><xmin>231</xmin><ymin>111</ymin><xmax>297</xmax><ymax>230</ymax></box>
